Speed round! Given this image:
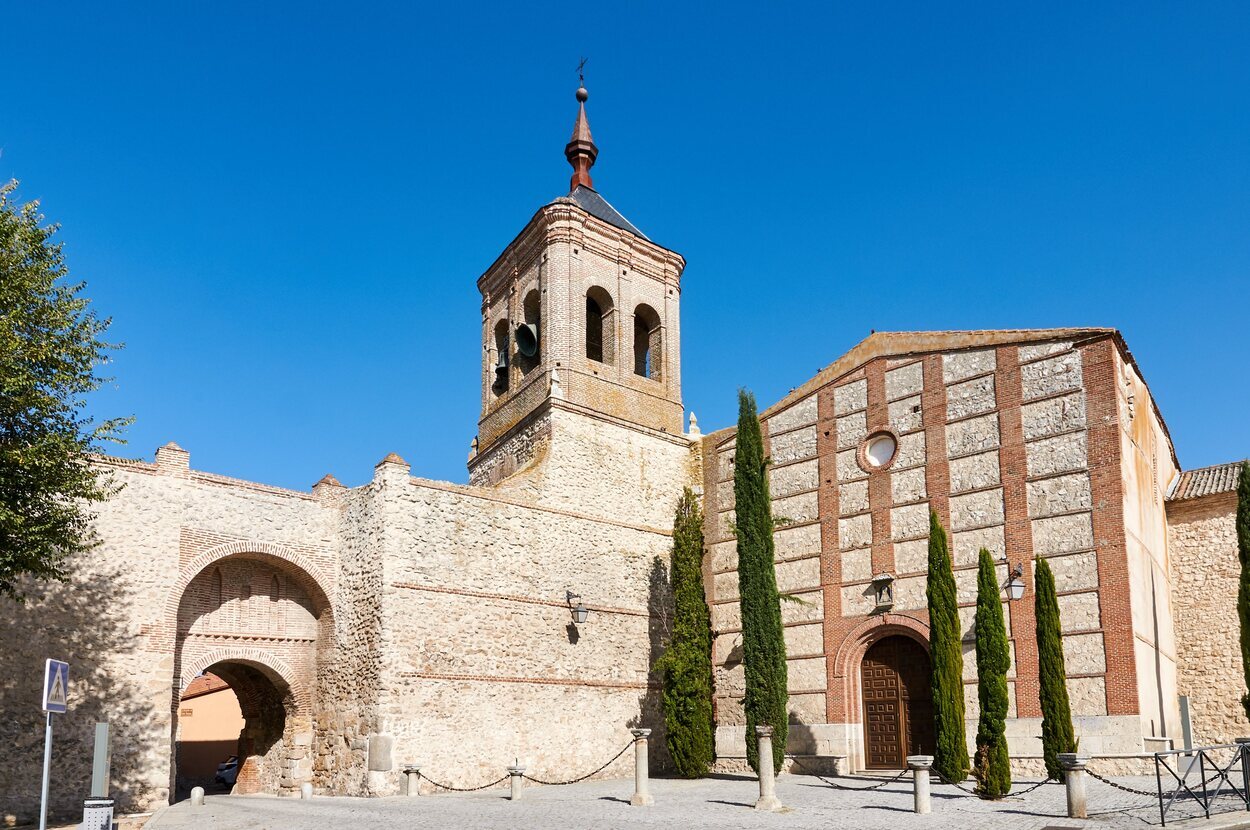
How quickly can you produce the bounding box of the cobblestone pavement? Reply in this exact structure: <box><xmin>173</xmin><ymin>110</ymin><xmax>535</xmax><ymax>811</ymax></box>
<box><xmin>146</xmin><ymin>772</ymin><xmax>1250</xmax><ymax>830</ymax></box>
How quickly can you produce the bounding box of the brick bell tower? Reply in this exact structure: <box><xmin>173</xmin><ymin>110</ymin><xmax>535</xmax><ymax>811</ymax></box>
<box><xmin>468</xmin><ymin>79</ymin><xmax>691</xmax><ymax>524</ymax></box>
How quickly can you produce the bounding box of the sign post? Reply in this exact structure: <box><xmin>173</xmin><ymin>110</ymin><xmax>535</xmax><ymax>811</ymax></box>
<box><xmin>39</xmin><ymin>659</ymin><xmax>69</xmax><ymax>830</ymax></box>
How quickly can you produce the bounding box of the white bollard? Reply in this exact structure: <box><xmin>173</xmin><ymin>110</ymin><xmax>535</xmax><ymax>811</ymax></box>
<box><xmin>754</xmin><ymin>726</ymin><xmax>783</xmax><ymax>811</ymax></box>
<box><xmin>300</xmin><ymin>782</ymin><xmax>313</xmax><ymax>800</ymax></box>
<box><xmin>630</xmin><ymin>728</ymin><xmax>654</xmax><ymax>806</ymax></box>
<box><xmin>1059</xmin><ymin>753</ymin><xmax>1090</xmax><ymax>819</ymax></box>
<box><xmin>403</xmin><ymin>765</ymin><xmax>422</xmax><ymax>796</ymax></box>
<box><xmin>189</xmin><ymin>786</ymin><xmax>205</xmax><ymax>807</ymax></box>
<box><xmin>907</xmin><ymin>755</ymin><xmax>934</xmax><ymax>814</ymax></box>
<box><xmin>507</xmin><ymin>762</ymin><xmax>525</xmax><ymax>801</ymax></box>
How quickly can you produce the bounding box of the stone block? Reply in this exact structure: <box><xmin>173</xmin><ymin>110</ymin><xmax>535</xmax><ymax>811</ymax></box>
<box><xmin>943</xmin><ymin>349</ymin><xmax>996</xmax><ymax>383</ymax></box>
<box><xmin>885</xmin><ymin>362</ymin><xmax>924</xmax><ymax>401</ymax></box>
<box><xmin>1047</xmin><ymin>551</ymin><xmax>1099</xmax><ymax>591</ymax></box>
<box><xmin>1021</xmin><ymin>391</ymin><xmax>1086</xmax><ymax>441</ymax></box>
<box><xmin>834</xmin><ymin>380</ymin><xmax>867</xmax><ymax>415</ymax></box>
<box><xmin>1021</xmin><ymin>351</ymin><xmax>1083</xmax><ymax>400</ymax></box>
<box><xmin>770</xmin><ymin>459</ymin><xmax>818</xmax><ymax>498</ymax></box>
<box><xmin>1057</xmin><ymin>591</ymin><xmax>1101</xmax><ymax>632</ymax></box>
<box><xmin>774</xmin><ymin>491</ymin><xmax>818</xmax><ymax>525</ymax></box>
<box><xmin>1032</xmin><ymin>512</ymin><xmax>1094</xmax><ymax>555</ymax></box>
<box><xmin>771</xmin><ymin>426</ymin><xmax>817</xmax><ymax>464</ymax></box>
<box><xmin>839</xmin><ymin>480</ymin><xmax>869</xmax><ymax>514</ymax></box>
<box><xmin>892</xmin><ymin>575</ymin><xmax>926</xmax><ymax>611</ymax></box>
<box><xmin>776</xmin><ymin>558</ymin><xmax>820</xmax><ymax>593</ymax></box>
<box><xmin>1019</xmin><ymin>341</ymin><xmax>1073</xmax><ymax>362</ymax></box>
<box><xmin>949</xmin><ymin>488</ymin><xmax>1004</xmax><ymax>531</ymax></box>
<box><xmin>842</xmin><ymin>548</ymin><xmax>873</xmax><ymax>582</ymax></box>
<box><xmin>892</xmin><ymin>467</ymin><xmax>928</xmax><ymax>504</ymax></box>
<box><xmin>1062</xmin><ymin>632</ymin><xmax>1106</xmax><ymax>675</ymax></box>
<box><xmin>1067</xmin><ymin>676</ymin><xmax>1108</xmax><ymax>717</ymax></box>
<box><xmin>894</xmin><ymin>431</ymin><xmax>926</xmax><ymax>469</ymax></box>
<box><xmin>774</xmin><ymin>524</ymin><xmax>821</xmax><ymax>559</ymax></box>
<box><xmin>891</xmin><ymin>503</ymin><xmax>930</xmax><ymax>541</ymax></box>
<box><xmin>768</xmin><ymin>395</ymin><xmax>817</xmax><ymax>433</ymax></box>
<box><xmin>951</xmin><ymin>525</ymin><xmax>1005</xmax><ymax>566</ymax></box>
<box><xmin>1026</xmin><ymin>472</ymin><xmax>1092</xmax><ymax>518</ymax></box>
<box><xmin>367</xmin><ymin>734</ymin><xmax>393</xmax><ymax>772</ymax></box>
<box><xmin>1025</xmin><ymin>431</ymin><xmax>1087</xmax><ymax>478</ymax></box>
<box><xmin>839</xmin><ymin>514</ymin><xmax>872</xmax><ymax>550</ymax></box>
<box><xmin>946</xmin><ymin>374</ymin><xmax>996</xmax><ymax>421</ymax></box>
<box><xmin>837</xmin><ymin>412</ymin><xmax>867</xmax><ymax>450</ymax></box>
<box><xmin>888</xmin><ymin>395</ymin><xmax>923</xmax><ymax>434</ymax></box>
<box><xmin>946</xmin><ymin>413</ymin><xmax>1000</xmax><ymax>458</ymax></box>
<box><xmin>893</xmin><ymin>539</ymin><xmax>928</xmax><ymax>575</ymax></box>
<box><xmin>949</xmin><ymin>450</ymin><xmax>1001</xmax><ymax>494</ymax></box>
<box><xmin>837</xmin><ymin>449</ymin><xmax>866</xmax><ymax>483</ymax></box>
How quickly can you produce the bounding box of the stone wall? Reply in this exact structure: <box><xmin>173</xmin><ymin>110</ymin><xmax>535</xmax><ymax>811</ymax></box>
<box><xmin>1168</xmin><ymin>492</ymin><xmax>1247</xmax><ymax>746</ymax></box>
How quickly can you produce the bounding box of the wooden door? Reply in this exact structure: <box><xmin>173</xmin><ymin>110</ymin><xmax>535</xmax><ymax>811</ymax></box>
<box><xmin>861</xmin><ymin>636</ymin><xmax>934</xmax><ymax>769</ymax></box>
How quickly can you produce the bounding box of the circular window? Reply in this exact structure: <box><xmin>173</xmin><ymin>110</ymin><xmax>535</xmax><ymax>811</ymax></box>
<box><xmin>863</xmin><ymin>433</ymin><xmax>897</xmax><ymax>469</ymax></box>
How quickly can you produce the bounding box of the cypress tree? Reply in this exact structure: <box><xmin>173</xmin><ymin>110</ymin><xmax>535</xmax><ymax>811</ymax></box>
<box><xmin>657</xmin><ymin>487</ymin><xmax>716</xmax><ymax>777</ymax></box>
<box><xmin>735</xmin><ymin>389</ymin><xmax>788</xmax><ymax>774</ymax></box>
<box><xmin>1035</xmin><ymin>556</ymin><xmax>1077</xmax><ymax>779</ymax></box>
<box><xmin>972</xmin><ymin>547</ymin><xmax>1011</xmax><ymax>798</ymax></box>
<box><xmin>1237</xmin><ymin>462</ymin><xmax>1250</xmax><ymax>721</ymax></box>
<box><xmin>927</xmin><ymin>509</ymin><xmax>968</xmax><ymax>782</ymax></box>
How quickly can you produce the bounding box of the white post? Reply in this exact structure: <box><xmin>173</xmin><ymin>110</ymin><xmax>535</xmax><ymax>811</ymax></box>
<box><xmin>754</xmin><ymin>725</ymin><xmax>783</xmax><ymax>811</ymax></box>
<box><xmin>189</xmin><ymin>786</ymin><xmax>205</xmax><ymax>807</ymax></box>
<box><xmin>1059</xmin><ymin>753</ymin><xmax>1089</xmax><ymax>819</ymax></box>
<box><xmin>38</xmin><ymin>713</ymin><xmax>52</xmax><ymax>830</ymax></box>
<box><xmin>630</xmin><ymin>728</ymin><xmax>654</xmax><ymax>806</ymax></box>
<box><xmin>507</xmin><ymin>762</ymin><xmax>525</xmax><ymax>801</ymax></box>
<box><xmin>907</xmin><ymin>755</ymin><xmax>934</xmax><ymax>814</ymax></box>
<box><xmin>300</xmin><ymin>782</ymin><xmax>313</xmax><ymax>799</ymax></box>
<box><xmin>404</xmin><ymin>765</ymin><xmax>422</xmax><ymax>796</ymax></box>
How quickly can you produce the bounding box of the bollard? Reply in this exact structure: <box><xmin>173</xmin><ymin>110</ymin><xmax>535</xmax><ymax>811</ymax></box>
<box><xmin>507</xmin><ymin>761</ymin><xmax>525</xmax><ymax>801</ymax></box>
<box><xmin>630</xmin><ymin>728</ymin><xmax>654</xmax><ymax>806</ymax></box>
<box><xmin>300</xmin><ymin>782</ymin><xmax>313</xmax><ymax>800</ymax></box>
<box><xmin>907</xmin><ymin>755</ymin><xmax>934</xmax><ymax>814</ymax></box>
<box><xmin>403</xmin><ymin>765</ymin><xmax>422</xmax><ymax>796</ymax></box>
<box><xmin>189</xmin><ymin>786</ymin><xmax>205</xmax><ymax>807</ymax></box>
<box><xmin>1059</xmin><ymin>753</ymin><xmax>1090</xmax><ymax>819</ymax></box>
<box><xmin>754</xmin><ymin>726</ymin><xmax>783</xmax><ymax>811</ymax></box>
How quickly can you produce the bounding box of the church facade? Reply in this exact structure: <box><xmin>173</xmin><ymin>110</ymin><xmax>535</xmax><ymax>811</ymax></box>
<box><xmin>1</xmin><ymin>85</ymin><xmax>1245</xmax><ymax>820</ymax></box>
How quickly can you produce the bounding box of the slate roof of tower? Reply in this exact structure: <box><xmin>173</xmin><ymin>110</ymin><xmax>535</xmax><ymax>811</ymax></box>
<box><xmin>1167</xmin><ymin>461</ymin><xmax>1245</xmax><ymax>502</ymax></box>
<box><xmin>566</xmin><ymin>185</ymin><xmax>648</xmax><ymax>240</ymax></box>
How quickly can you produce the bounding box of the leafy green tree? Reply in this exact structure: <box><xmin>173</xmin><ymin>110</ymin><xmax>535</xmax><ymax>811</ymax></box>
<box><xmin>657</xmin><ymin>487</ymin><xmax>716</xmax><ymax>777</ymax></box>
<box><xmin>972</xmin><ymin>547</ymin><xmax>1011</xmax><ymax>798</ymax></box>
<box><xmin>0</xmin><ymin>180</ymin><xmax>127</xmax><ymax>599</ymax></box>
<box><xmin>927</xmin><ymin>508</ymin><xmax>968</xmax><ymax>781</ymax></box>
<box><xmin>734</xmin><ymin>389</ymin><xmax>787</xmax><ymax>774</ymax></box>
<box><xmin>1035</xmin><ymin>556</ymin><xmax>1077</xmax><ymax>778</ymax></box>
<box><xmin>1237</xmin><ymin>461</ymin><xmax>1250</xmax><ymax>720</ymax></box>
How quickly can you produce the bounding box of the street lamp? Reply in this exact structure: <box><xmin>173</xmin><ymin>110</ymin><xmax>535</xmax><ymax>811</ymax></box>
<box><xmin>1003</xmin><ymin>562</ymin><xmax>1026</xmax><ymax>601</ymax></box>
<box><xmin>566</xmin><ymin>591</ymin><xmax>589</xmax><ymax>624</ymax></box>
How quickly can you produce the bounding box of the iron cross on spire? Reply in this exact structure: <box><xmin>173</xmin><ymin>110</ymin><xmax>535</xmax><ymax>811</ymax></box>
<box><xmin>577</xmin><ymin>57</ymin><xmax>588</xmax><ymax>84</ymax></box>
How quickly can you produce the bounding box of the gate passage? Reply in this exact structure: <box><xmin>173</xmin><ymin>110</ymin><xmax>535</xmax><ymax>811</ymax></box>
<box><xmin>861</xmin><ymin>636</ymin><xmax>935</xmax><ymax>769</ymax></box>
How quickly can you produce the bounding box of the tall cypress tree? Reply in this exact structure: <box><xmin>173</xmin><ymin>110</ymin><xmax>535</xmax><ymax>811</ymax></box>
<box><xmin>657</xmin><ymin>487</ymin><xmax>716</xmax><ymax>777</ymax></box>
<box><xmin>1035</xmin><ymin>556</ymin><xmax>1076</xmax><ymax>779</ymax></box>
<box><xmin>972</xmin><ymin>547</ymin><xmax>1011</xmax><ymax>798</ymax></box>
<box><xmin>1237</xmin><ymin>461</ymin><xmax>1250</xmax><ymax>721</ymax></box>
<box><xmin>927</xmin><ymin>509</ymin><xmax>968</xmax><ymax>781</ymax></box>
<box><xmin>735</xmin><ymin>389</ymin><xmax>788</xmax><ymax>774</ymax></box>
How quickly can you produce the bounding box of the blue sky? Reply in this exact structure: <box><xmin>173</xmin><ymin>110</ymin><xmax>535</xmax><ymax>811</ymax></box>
<box><xmin>3</xmin><ymin>3</ymin><xmax>1247</xmax><ymax>489</ymax></box>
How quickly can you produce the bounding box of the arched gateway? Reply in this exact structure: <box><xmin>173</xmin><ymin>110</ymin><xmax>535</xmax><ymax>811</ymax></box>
<box><xmin>170</xmin><ymin>549</ymin><xmax>333</xmax><ymax>797</ymax></box>
<box><xmin>861</xmin><ymin>636</ymin><xmax>935</xmax><ymax>769</ymax></box>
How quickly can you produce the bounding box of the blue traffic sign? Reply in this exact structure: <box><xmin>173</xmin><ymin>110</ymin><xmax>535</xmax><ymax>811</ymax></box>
<box><xmin>42</xmin><ymin>660</ymin><xmax>69</xmax><ymax>714</ymax></box>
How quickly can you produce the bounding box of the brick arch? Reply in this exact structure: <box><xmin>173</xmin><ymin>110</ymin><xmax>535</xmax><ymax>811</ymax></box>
<box><xmin>830</xmin><ymin>613</ymin><xmax>931</xmax><ymax>730</ymax></box>
<box><xmin>179</xmin><ymin>647</ymin><xmax>305</xmax><ymax>714</ymax></box>
<box><xmin>158</xmin><ymin>541</ymin><xmax>334</xmax><ymax>650</ymax></box>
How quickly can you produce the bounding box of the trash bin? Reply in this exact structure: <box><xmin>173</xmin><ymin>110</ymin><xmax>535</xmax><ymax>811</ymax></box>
<box><xmin>82</xmin><ymin>797</ymin><xmax>114</xmax><ymax>830</ymax></box>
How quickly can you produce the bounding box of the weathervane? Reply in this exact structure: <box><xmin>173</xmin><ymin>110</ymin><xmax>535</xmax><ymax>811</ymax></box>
<box><xmin>577</xmin><ymin>56</ymin><xmax>588</xmax><ymax>84</ymax></box>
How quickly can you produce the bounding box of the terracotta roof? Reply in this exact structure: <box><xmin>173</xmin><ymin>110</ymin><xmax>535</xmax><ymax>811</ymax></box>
<box><xmin>1168</xmin><ymin>461</ymin><xmax>1245</xmax><ymax>502</ymax></box>
<box><xmin>182</xmin><ymin>673</ymin><xmax>230</xmax><ymax>700</ymax></box>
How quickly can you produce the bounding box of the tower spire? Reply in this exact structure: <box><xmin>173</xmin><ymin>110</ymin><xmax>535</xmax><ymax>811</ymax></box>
<box><xmin>565</xmin><ymin>63</ymin><xmax>598</xmax><ymax>191</ymax></box>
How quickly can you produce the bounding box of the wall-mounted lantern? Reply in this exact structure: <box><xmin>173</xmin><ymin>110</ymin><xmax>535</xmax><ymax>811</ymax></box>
<box><xmin>871</xmin><ymin>573</ymin><xmax>895</xmax><ymax>611</ymax></box>
<box><xmin>1003</xmin><ymin>561</ymin><xmax>1026</xmax><ymax>601</ymax></box>
<box><xmin>566</xmin><ymin>591</ymin><xmax>589</xmax><ymax>624</ymax></box>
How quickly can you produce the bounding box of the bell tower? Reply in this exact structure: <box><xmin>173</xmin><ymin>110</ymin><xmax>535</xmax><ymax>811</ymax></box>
<box><xmin>468</xmin><ymin>80</ymin><xmax>690</xmax><ymax>520</ymax></box>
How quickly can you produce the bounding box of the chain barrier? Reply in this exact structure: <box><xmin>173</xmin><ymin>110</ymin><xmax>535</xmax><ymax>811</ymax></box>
<box><xmin>1087</xmin><ymin>767</ymin><xmax>1230</xmax><ymax>801</ymax></box>
<box><xmin>417</xmin><ymin>772</ymin><xmax>511</xmax><ymax>793</ymax></box>
<box><xmin>784</xmin><ymin>755</ymin><xmax>909</xmax><ymax>791</ymax></box>
<box><xmin>931</xmin><ymin>767</ymin><xmax>979</xmax><ymax>796</ymax></box>
<box><xmin>521</xmin><ymin>741</ymin><xmax>634</xmax><ymax>786</ymax></box>
<box><xmin>1007</xmin><ymin>776</ymin><xmax>1058</xmax><ymax>796</ymax></box>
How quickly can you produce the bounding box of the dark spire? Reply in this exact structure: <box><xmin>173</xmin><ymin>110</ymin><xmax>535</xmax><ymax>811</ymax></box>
<box><xmin>565</xmin><ymin>74</ymin><xmax>598</xmax><ymax>191</ymax></box>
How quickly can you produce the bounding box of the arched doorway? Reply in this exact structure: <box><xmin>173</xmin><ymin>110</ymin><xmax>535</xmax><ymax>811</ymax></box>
<box><xmin>861</xmin><ymin>636</ymin><xmax>934</xmax><ymax>769</ymax></box>
<box><xmin>171</xmin><ymin>552</ymin><xmax>330</xmax><ymax>798</ymax></box>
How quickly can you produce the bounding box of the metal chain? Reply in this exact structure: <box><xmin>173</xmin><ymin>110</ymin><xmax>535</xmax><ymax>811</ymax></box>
<box><xmin>1084</xmin><ymin>769</ymin><xmax>1157</xmax><ymax>798</ymax></box>
<box><xmin>931</xmin><ymin>767</ymin><xmax>979</xmax><ymax>795</ymax></box>
<box><xmin>784</xmin><ymin>755</ymin><xmax>909</xmax><ymax>791</ymax></box>
<box><xmin>522</xmin><ymin>741</ymin><xmax>634</xmax><ymax>786</ymax></box>
<box><xmin>1007</xmin><ymin>777</ymin><xmax>1058</xmax><ymax>796</ymax></box>
<box><xmin>417</xmin><ymin>772</ymin><xmax>511</xmax><ymax>793</ymax></box>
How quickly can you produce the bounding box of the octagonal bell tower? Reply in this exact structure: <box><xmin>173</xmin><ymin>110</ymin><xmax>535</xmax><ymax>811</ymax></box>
<box><xmin>468</xmin><ymin>82</ymin><xmax>692</xmax><ymax>527</ymax></box>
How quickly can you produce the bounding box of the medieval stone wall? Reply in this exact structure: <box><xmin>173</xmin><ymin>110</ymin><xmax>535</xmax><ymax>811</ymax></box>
<box><xmin>1168</xmin><ymin>492</ymin><xmax>1246</xmax><ymax>746</ymax></box>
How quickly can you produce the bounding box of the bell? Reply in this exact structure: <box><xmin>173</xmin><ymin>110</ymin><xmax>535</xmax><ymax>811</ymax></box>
<box><xmin>514</xmin><ymin>323</ymin><xmax>539</xmax><ymax>358</ymax></box>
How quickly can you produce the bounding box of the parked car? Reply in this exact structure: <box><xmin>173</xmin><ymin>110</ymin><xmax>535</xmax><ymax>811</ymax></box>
<box><xmin>214</xmin><ymin>755</ymin><xmax>239</xmax><ymax>787</ymax></box>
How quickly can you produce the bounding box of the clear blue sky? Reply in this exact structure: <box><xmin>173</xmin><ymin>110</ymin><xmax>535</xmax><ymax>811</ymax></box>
<box><xmin>3</xmin><ymin>3</ymin><xmax>1247</xmax><ymax>489</ymax></box>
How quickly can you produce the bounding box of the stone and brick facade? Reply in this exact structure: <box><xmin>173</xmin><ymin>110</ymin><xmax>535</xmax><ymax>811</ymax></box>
<box><xmin>1</xmin><ymin>86</ymin><xmax>1246</xmax><ymax>825</ymax></box>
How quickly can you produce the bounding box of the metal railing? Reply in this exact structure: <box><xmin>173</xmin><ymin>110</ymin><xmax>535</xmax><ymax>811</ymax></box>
<box><xmin>1154</xmin><ymin>742</ymin><xmax>1250</xmax><ymax>825</ymax></box>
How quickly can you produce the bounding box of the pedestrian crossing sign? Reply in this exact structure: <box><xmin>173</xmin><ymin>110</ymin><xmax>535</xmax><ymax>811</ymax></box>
<box><xmin>43</xmin><ymin>659</ymin><xmax>69</xmax><ymax>714</ymax></box>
